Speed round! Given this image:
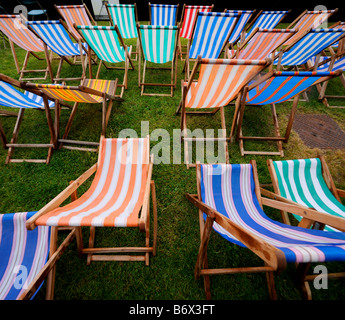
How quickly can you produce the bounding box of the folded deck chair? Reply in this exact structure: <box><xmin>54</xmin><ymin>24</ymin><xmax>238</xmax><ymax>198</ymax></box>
<box><xmin>106</xmin><ymin>3</ymin><xmax>139</xmax><ymax>60</ymax></box>
<box><xmin>0</xmin><ymin>74</ymin><xmax>57</xmax><ymax>164</ymax></box>
<box><xmin>229</xmin><ymin>28</ymin><xmax>296</xmax><ymax>60</ymax></box>
<box><xmin>184</xmin><ymin>12</ymin><xmax>238</xmax><ymax>80</ymax></box>
<box><xmin>0</xmin><ymin>14</ymin><xmax>50</xmax><ymax>81</ymax></box>
<box><xmin>224</xmin><ymin>9</ymin><xmax>255</xmax><ymax>49</ymax></box>
<box><xmin>0</xmin><ymin>211</ymin><xmax>75</xmax><ymax>300</ymax></box>
<box><xmin>76</xmin><ymin>25</ymin><xmax>134</xmax><ymax>98</ymax></box>
<box><xmin>149</xmin><ymin>3</ymin><xmax>179</xmax><ymax>26</ymax></box>
<box><xmin>244</xmin><ymin>10</ymin><xmax>290</xmax><ymax>40</ymax></box>
<box><xmin>232</xmin><ymin>70</ymin><xmax>342</xmax><ymax>156</ymax></box>
<box><xmin>24</xmin><ymin>79</ymin><xmax>121</xmax><ymax>152</ymax></box>
<box><xmin>26</xmin><ymin>137</ymin><xmax>158</xmax><ymax>266</ymax></box>
<box><xmin>137</xmin><ymin>24</ymin><xmax>180</xmax><ymax>96</ymax></box>
<box><xmin>265</xmin><ymin>156</ymin><xmax>345</xmax><ymax>232</ymax></box>
<box><xmin>179</xmin><ymin>4</ymin><xmax>214</xmax><ymax>59</ymax></box>
<box><xmin>27</xmin><ymin>20</ymin><xmax>87</xmax><ymax>83</ymax></box>
<box><xmin>186</xmin><ymin>162</ymin><xmax>345</xmax><ymax>300</ymax></box>
<box><xmin>177</xmin><ymin>57</ymin><xmax>270</xmax><ymax>167</ymax></box>
<box><xmin>55</xmin><ymin>4</ymin><xmax>96</xmax><ymax>43</ymax></box>
<box><xmin>284</xmin><ymin>9</ymin><xmax>338</xmax><ymax>47</ymax></box>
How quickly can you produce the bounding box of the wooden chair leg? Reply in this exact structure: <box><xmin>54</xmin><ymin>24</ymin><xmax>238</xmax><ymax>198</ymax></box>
<box><xmin>295</xmin><ymin>263</ymin><xmax>312</xmax><ymax>300</ymax></box>
<box><xmin>87</xmin><ymin>226</ymin><xmax>96</xmax><ymax>265</ymax></box>
<box><xmin>266</xmin><ymin>269</ymin><xmax>278</xmax><ymax>300</ymax></box>
<box><xmin>151</xmin><ymin>180</ymin><xmax>158</xmax><ymax>257</ymax></box>
<box><xmin>6</xmin><ymin>108</ymin><xmax>25</xmax><ymax>164</ymax></box>
<box><xmin>46</xmin><ymin>226</ymin><xmax>58</xmax><ymax>300</ymax></box>
<box><xmin>0</xmin><ymin>120</ymin><xmax>7</xmax><ymax>149</ymax></box>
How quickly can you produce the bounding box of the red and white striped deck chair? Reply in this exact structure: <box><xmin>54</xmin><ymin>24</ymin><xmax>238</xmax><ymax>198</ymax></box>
<box><xmin>178</xmin><ymin>4</ymin><xmax>214</xmax><ymax>59</ymax></box>
<box><xmin>0</xmin><ymin>14</ymin><xmax>50</xmax><ymax>81</ymax></box>
<box><xmin>26</xmin><ymin>137</ymin><xmax>158</xmax><ymax>266</ymax></box>
<box><xmin>55</xmin><ymin>4</ymin><xmax>96</xmax><ymax>42</ymax></box>
<box><xmin>285</xmin><ymin>9</ymin><xmax>338</xmax><ymax>46</ymax></box>
<box><xmin>177</xmin><ymin>56</ymin><xmax>270</xmax><ymax>167</ymax></box>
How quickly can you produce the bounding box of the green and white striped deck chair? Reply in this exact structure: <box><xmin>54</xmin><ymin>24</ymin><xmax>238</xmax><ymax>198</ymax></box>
<box><xmin>76</xmin><ymin>25</ymin><xmax>134</xmax><ymax>98</ymax></box>
<box><xmin>137</xmin><ymin>24</ymin><xmax>180</xmax><ymax>96</ymax></box>
<box><xmin>266</xmin><ymin>156</ymin><xmax>345</xmax><ymax>232</ymax></box>
<box><xmin>106</xmin><ymin>3</ymin><xmax>139</xmax><ymax>60</ymax></box>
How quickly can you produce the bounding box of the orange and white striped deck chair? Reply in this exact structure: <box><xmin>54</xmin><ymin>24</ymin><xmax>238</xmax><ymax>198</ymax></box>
<box><xmin>26</xmin><ymin>136</ymin><xmax>158</xmax><ymax>266</ymax></box>
<box><xmin>0</xmin><ymin>14</ymin><xmax>50</xmax><ymax>81</ymax></box>
<box><xmin>24</xmin><ymin>79</ymin><xmax>122</xmax><ymax>152</ymax></box>
<box><xmin>55</xmin><ymin>4</ymin><xmax>96</xmax><ymax>42</ymax></box>
<box><xmin>285</xmin><ymin>9</ymin><xmax>338</xmax><ymax>46</ymax></box>
<box><xmin>177</xmin><ymin>56</ymin><xmax>271</xmax><ymax>167</ymax></box>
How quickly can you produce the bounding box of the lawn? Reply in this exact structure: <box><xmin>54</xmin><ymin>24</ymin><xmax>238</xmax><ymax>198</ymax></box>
<box><xmin>0</xmin><ymin>20</ymin><xmax>345</xmax><ymax>301</ymax></box>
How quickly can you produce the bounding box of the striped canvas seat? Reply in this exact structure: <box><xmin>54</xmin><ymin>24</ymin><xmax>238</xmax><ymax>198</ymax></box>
<box><xmin>180</xmin><ymin>5</ymin><xmax>213</xmax><ymax>39</ymax></box>
<box><xmin>56</xmin><ymin>4</ymin><xmax>95</xmax><ymax>41</ymax></box>
<box><xmin>232</xmin><ymin>28</ymin><xmax>296</xmax><ymax>60</ymax></box>
<box><xmin>275</xmin><ymin>28</ymin><xmax>345</xmax><ymax>67</ymax></box>
<box><xmin>284</xmin><ymin>9</ymin><xmax>338</xmax><ymax>46</ymax></box>
<box><xmin>269</xmin><ymin>158</ymin><xmax>345</xmax><ymax>232</ymax></box>
<box><xmin>225</xmin><ymin>10</ymin><xmax>255</xmax><ymax>45</ymax></box>
<box><xmin>149</xmin><ymin>3</ymin><xmax>178</xmax><ymax>26</ymax></box>
<box><xmin>106</xmin><ymin>4</ymin><xmax>138</xmax><ymax>39</ymax></box>
<box><xmin>245</xmin><ymin>10</ymin><xmax>289</xmax><ymax>40</ymax></box>
<box><xmin>0</xmin><ymin>212</ymin><xmax>50</xmax><ymax>300</ymax></box>
<box><xmin>200</xmin><ymin>163</ymin><xmax>345</xmax><ymax>264</ymax></box>
<box><xmin>35</xmin><ymin>138</ymin><xmax>149</xmax><ymax>228</ymax></box>
<box><xmin>308</xmin><ymin>55</ymin><xmax>345</xmax><ymax>72</ymax></box>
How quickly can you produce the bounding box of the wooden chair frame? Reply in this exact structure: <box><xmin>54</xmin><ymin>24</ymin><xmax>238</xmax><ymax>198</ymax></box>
<box><xmin>137</xmin><ymin>23</ymin><xmax>180</xmax><ymax>97</ymax></box>
<box><xmin>26</xmin><ymin>136</ymin><xmax>158</xmax><ymax>266</ymax></box>
<box><xmin>186</xmin><ymin>161</ymin><xmax>345</xmax><ymax>300</ymax></box>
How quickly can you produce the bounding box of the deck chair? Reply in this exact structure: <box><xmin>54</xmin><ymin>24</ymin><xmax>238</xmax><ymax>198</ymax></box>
<box><xmin>179</xmin><ymin>4</ymin><xmax>214</xmax><ymax>59</ymax></box>
<box><xmin>26</xmin><ymin>137</ymin><xmax>158</xmax><ymax>266</ymax></box>
<box><xmin>265</xmin><ymin>156</ymin><xmax>345</xmax><ymax>232</ymax></box>
<box><xmin>149</xmin><ymin>3</ymin><xmax>179</xmax><ymax>26</ymax></box>
<box><xmin>0</xmin><ymin>74</ymin><xmax>57</xmax><ymax>164</ymax></box>
<box><xmin>106</xmin><ymin>3</ymin><xmax>139</xmax><ymax>60</ymax></box>
<box><xmin>186</xmin><ymin>162</ymin><xmax>345</xmax><ymax>300</ymax></box>
<box><xmin>76</xmin><ymin>25</ymin><xmax>134</xmax><ymax>98</ymax></box>
<box><xmin>55</xmin><ymin>4</ymin><xmax>96</xmax><ymax>42</ymax></box>
<box><xmin>27</xmin><ymin>20</ymin><xmax>87</xmax><ymax>83</ymax></box>
<box><xmin>24</xmin><ymin>79</ymin><xmax>122</xmax><ymax>152</ymax></box>
<box><xmin>177</xmin><ymin>57</ymin><xmax>270</xmax><ymax>167</ymax></box>
<box><xmin>224</xmin><ymin>9</ymin><xmax>256</xmax><ymax>51</ymax></box>
<box><xmin>284</xmin><ymin>9</ymin><xmax>338</xmax><ymax>47</ymax></box>
<box><xmin>0</xmin><ymin>211</ymin><xmax>75</xmax><ymax>300</ymax></box>
<box><xmin>137</xmin><ymin>24</ymin><xmax>180</xmax><ymax>97</ymax></box>
<box><xmin>232</xmin><ymin>70</ymin><xmax>342</xmax><ymax>156</ymax></box>
<box><xmin>244</xmin><ymin>10</ymin><xmax>290</xmax><ymax>40</ymax></box>
<box><xmin>0</xmin><ymin>14</ymin><xmax>50</xmax><ymax>81</ymax></box>
<box><xmin>229</xmin><ymin>28</ymin><xmax>296</xmax><ymax>60</ymax></box>
<box><xmin>184</xmin><ymin>12</ymin><xmax>239</xmax><ymax>80</ymax></box>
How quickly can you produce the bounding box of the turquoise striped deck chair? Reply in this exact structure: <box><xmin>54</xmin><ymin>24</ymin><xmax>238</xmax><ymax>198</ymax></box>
<box><xmin>232</xmin><ymin>70</ymin><xmax>342</xmax><ymax>156</ymax></box>
<box><xmin>27</xmin><ymin>20</ymin><xmax>88</xmax><ymax>83</ymax></box>
<box><xmin>266</xmin><ymin>156</ymin><xmax>345</xmax><ymax>233</ymax></box>
<box><xmin>137</xmin><ymin>24</ymin><xmax>180</xmax><ymax>96</ymax></box>
<box><xmin>76</xmin><ymin>25</ymin><xmax>134</xmax><ymax>98</ymax></box>
<box><xmin>106</xmin><ymin>3</ymin><xmax>139</xmax><ymax>60</ymax></box>
<box><xmin>149</xmin><ymin>3</ymin><xmax>179</xmax><ymax>26</ymax></box>
<box><xmin>0</xmin><ymin>74</ymin><xmax>57</xmax><ymax>164</ymax></box>
<box><xmin>184</xmin><ymin>12</ymin><xmax>238</xmax><ymax>80</ymax></box>
<box><xmin>186</xmin><ymin>162</ymin><xmax>345</xmax><ymax>299</ymax></box>
<box><xmin>0</xmin><ymin>211</ymin><xmax>75</xmax><ymax>300</ymax></box>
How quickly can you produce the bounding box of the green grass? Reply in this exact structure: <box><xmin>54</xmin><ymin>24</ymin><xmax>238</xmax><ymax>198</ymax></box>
<box><xmin>1</xmin><ymin>21</ymin><xmax>345</xmax><ymax>301</ymax></box>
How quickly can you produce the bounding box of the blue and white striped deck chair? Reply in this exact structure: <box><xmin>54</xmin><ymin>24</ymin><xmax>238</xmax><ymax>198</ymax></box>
<box><xmin>232</xmin><ymin>70</ymin><xmax>342</xmax><ymax>156</ymax></box>
<box><xmin>184</xmin><ymin>12</ymin><xmax>238</xmax><ymax>80</ymax></box>
<box><xmin>275</xmin><ymin>28</ymin><xmax>345</xmax><ymax>69</ymax></box>
<box><xmin>149</xmin><ymin>3</ymin><xmax>179</xmax><ymax>26</ymax></box>
<box><xmin>186</xmin><ymin>162</ymin><xmax>345</xmax><ymax>299</ymax></box>
<box><xmin>0</xmin><ymin>211</ymin><xmax>75</xmax><ymax>300</ymax></box>
<box><xmin>137</xmin><ymin>24</ymin><xmax>180</xmax><ymax>96</ymax></box>
<box><xmin>245</xmin><ymin>10</ymin><xmax>290</xmax><ymax>40</ymax></box>
<box><xmin>76</xmin><ymin>25</ymin><xmax>134</xmax><ymax>98</ymax></box>
<box><xmin>27</xmin><ymin>20</ymin><xmax>87</xmax><ymax>83</ymax></box>
<box><xmin>106</xmin><ymin>3</ymin><xmax>139</xmax><ymax>60</ymax></box>
<box><xmin>0</xmin><ymin>75</ymin><xmax>57</xmax><ymax>164</ymax></box>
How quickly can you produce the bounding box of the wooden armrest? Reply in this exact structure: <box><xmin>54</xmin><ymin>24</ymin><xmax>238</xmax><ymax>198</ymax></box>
<box><xmin>336</xmin><ymin>188</ymin><xmax>345</xmax><ymax>198</ymax></box>
<box><xmin>26</xmin><ymin>163</ymin><xmax>97</xmax><ymax>230</ymax></box>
